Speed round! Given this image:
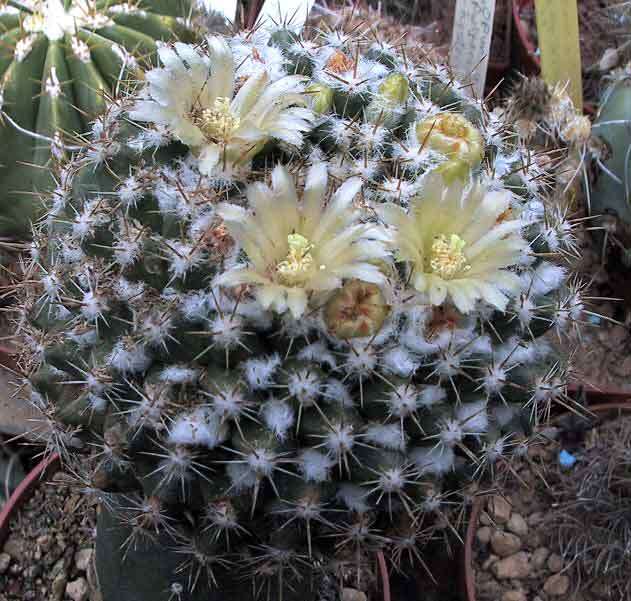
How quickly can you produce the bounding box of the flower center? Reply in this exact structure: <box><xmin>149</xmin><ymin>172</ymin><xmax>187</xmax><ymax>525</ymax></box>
<box><xmin>193</xmin><ymin>97</ymin><xmax>240</xmax><ymax>143</ymax></box>
<box><xmin>326</xmin><ymin>50</ymin><xmax>354</xmax><ymax>73</ymax></box>
<box><xmin>276</xmin><ymin>233</ymin><xmax>316</xmax><ymax>286</ymax></box>
<box><xmin>435</xmin><ymin>114</ymin><xmax>468</xmax><ymax>139</ymax></box>
<box><xmin>429</xmin><ymin>234</ymin><xmax>471</xmax><ymax>279</ymax></box>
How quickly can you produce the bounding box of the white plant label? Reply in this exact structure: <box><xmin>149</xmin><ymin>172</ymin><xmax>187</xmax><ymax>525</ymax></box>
<box><xmin>450</xmin><ymin>0</ymin><xmax>497</xmax><ymax>98</ymax></box>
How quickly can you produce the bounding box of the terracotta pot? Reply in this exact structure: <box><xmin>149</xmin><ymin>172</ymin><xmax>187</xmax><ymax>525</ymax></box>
<box><xmin>0</xmin><ymin>452</ymin><xmax>60</xmax><ymax>546</ymax></box>
<box><xmin>461</xmin><ymin>401</ymin><xmax>631</xmax><ymax>601</ymax></box>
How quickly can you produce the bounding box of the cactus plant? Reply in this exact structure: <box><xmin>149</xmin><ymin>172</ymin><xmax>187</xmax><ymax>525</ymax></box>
<box><xmin>590</xmin><ymin>69</ymin><xmax>631</xmax><ymax>240</ymax></box>
<box><xmin>16</xmin><ymin>22</ymin><xmax>583</xmax><ymax>601</ymax></box>
<box><xmin>0</xmin><ymin>0</ymin><xmax>198</xmax><ymax>238</ymax></box>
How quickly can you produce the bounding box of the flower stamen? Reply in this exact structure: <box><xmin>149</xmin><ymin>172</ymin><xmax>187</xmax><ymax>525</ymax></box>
<box><xmin>192</xmin><ymin>97</ymin><xmax>240</xmax><ymax>143</ymax></box>
<box><xmin>276</xmin><ymin>233</ymin><xmax>315</xmax><ymax>286</ymax></box>
<box><xmin>429</xmin><ymin>234</ymin><xmax>471</xmax><ymax>280</ymax></box>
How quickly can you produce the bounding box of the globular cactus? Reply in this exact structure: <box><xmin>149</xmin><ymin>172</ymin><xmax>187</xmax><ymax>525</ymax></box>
<box><xmin>0</xmin><ymin>0</ymin><xmax>198</xmax><ymax>238</ymax></box>
<box><xmin>17</xmin><ymin>21</ymin><xmax>582</xmax><ymax>601</ymax></box>
<box><xmin>590</xmin><ymin>69</ymin><xmax>631</xmax><ymax>245</ymax></box>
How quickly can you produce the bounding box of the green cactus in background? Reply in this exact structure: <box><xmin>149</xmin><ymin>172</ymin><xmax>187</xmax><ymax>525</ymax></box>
<box><xmin>0</xmin><ymin>0</ymin><xmax>197</xmax><ymax>238</ymax></box>
<box><xmin>590</xmin><ymin>72</ymin><xmax>631</xmax><ymax>232</ymax></box>
<box><xmin>16</xmin><ymin>22</ymin><xmax>584</xmax><ymax>601</ymax></box>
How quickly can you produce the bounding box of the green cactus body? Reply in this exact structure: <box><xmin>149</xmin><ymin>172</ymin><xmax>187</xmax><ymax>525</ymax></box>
<box><xmin>591</xmin><ymin>75</ymin><xmax>631</xmax><ymax>225</ymax></box>
<box><xmin>0</xmin><ymin>0</ymin><xmax>195</xmax><ymax>237</ymax></box>
<box><xmin>19</xmin><ymin>25</ymin><xmax>582</xmax><ymax>601</ymax></box>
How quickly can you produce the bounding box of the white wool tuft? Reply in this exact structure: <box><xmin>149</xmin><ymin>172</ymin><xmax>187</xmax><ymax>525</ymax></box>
<box><xmin>381</xmin><ymin>347</ymin><xmax>419</xmax><ymax>378</ymax></box>
<box><xmin>336</xmin><ymin>483</ymin><xmax>369</xmax><ymax>513</ymax></box>
<box><xmin>321</xmin><ymin>379</ymin><xmax>354</xmax><ymax>408</ymax></box>
<box><xmin>419</xmin><ymin>385</ymin><xmax>446</xmax><ymax>408</ymax></box>
<box><xmin>456</xmin><ymin>400</ymin><xmax>489</xmax><ymax>433</ymax></box>
<box><xmin>168</xmin><ymin>408</ymin><xmax>227</xmax><ymax>448</ymax></box>
<box><xmin>261</xmin><ymin>399</ymin><xmax>295</xmax><ymax>440</ymax></box>
<box><xmin>524</xmin><ymin>262</ymin><xmax>566</xmax><ymax>296</ymax></box>
<box><xmin>411</xmin><ymin>445</ymin><xmax>455</xmax><ymax>475</ymax></box>
<box><xmin>108</xmin><ymin>340</ymin><xmax>151</xmax><ymax>374</ymax></box>
<box><xmin>243</xmin><ymin>354</ymin><xmax>281</xmax><ymax>390</ymax></box>
<box><xmin>297</xmin><ymin>342</ymin><xmax>336</xmax><ymax>369</ymax></box>
<box><xmin>299</xmin><ymin>449</ymin><xmax>334</xmax><ymax>483</ymax></box>
<box><xmin>226</xmin><ymin>462</ymin><xmax>257</xmax><ymax>491</ymax></box>
<box><xmin>364</xmin><ymin>423</ymin><xmax>406</xmax><ymax>451</ymax></box>
<box><xmin>159</xmin><ymin>365</ymin><xmax>199</xmax><ymax>385</ymax></box>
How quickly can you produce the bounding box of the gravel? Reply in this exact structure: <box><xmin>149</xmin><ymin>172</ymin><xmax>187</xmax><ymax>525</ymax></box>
<box><xmin>0</xmin><ymin>471</ymin><xmax>97</xmax><ymax>600</ymax></box>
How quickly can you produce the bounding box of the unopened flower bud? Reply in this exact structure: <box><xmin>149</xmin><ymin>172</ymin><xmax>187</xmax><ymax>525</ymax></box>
<box><xmin>377</xmin><ymin>72</ymin><xmax>409</xmax><ymax>105</ymax></box>
<box><xmin>416</xmin><ymin>112</ymin><xmax>484</xmax><ymax>182</ymax></box>
<box><xmin>307</xmin><ymin>84</ymin><xmax>333</xmax><ymax>114</ymax></box>
<box><xmin>325</xmin><ymin>280</ymin><xmax>389</xmax><ymax>338</ymax></box>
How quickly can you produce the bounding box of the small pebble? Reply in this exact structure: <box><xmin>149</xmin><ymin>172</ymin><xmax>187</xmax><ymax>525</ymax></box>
<box><xmin>476</xmin><ymin>526</ymin><xmax>492</xmax><ymax>544</ymax></box>
<box><xmin>490</xmin><ymin>531</ymin><xmax>522</xmax><ymax>557</ymax></box>
<box><xmin>66</xmin><ymin>577</ymin><xmax>89</xmax><ymax>601</ymax></box>
<box><xmin>488</xmin><ymin>495</ymin><xmax>512</xmax><ymax>524</ymax></box>
<box><xmin>341</xmin><ymin>588</ymin><xmax>367</xmax><ymax>601</ymax></box>
<box><xmin>74</xmin><ymin>548</ymin><xmax>93</xmax><ymax>572</ymax></box>
<box><xmin>0</xmin><ymin>552</ymin><xmax>10</xmax><ymax>574</ymax></box>
<box><xmin>543</xmin><ymin>573</ymin><xmax>570</xmax><ymax>597</ymax></box>
<box><xmin>507</xmin><ymin>513</ymin><xmax>528</xmax><ymax>537</ymax></box>
<box><xmin>531</xmin><ymin>547</ymin><xmax>550</xmax><ymax>570</ymax></box>
<box><xmin>491</xmin><ymin>552</ymin><xmax>531</xmax><ymax>580</ymax></box>
<box><xmin>502</xmin><ymin>591</ymin><xmax>527</xmax><ymax>601</ymax></box>
<box><xmin>547</xmin><ymin>554</ymin><xmax>564</xmax><ymax>573</ymax></box>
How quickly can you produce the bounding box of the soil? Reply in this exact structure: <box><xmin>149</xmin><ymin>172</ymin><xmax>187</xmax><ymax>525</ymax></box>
<box><xmin>0</xmin><ymin>470</ymin><xmax>98</xmax><ymax>601</ymax></box>
<box><xmin>471</xmin><ymin>413</ymin><xmax>631</xmax><ymax>601</ymax></box>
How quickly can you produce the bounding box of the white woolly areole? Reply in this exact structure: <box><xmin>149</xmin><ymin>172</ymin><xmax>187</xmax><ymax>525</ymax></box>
<box><xmin>364</xmin><ymin>423</ymin><xmax>406</xmax><ymax>451</ymax></box>
<box><xmin>418</xmin><ymin>385</ymin><xmax>447</xmax><ymax>408</ymax></box>
<box><xmin>381</xmin><ymin>347</ymin><xmax>419</xmax><ymax>378</ymax></box>
<box><xmin>287</xmin><ymin>370</ymin><xmax>321</xmax><ymax>406</ymax></box>
<box><xmin>456</xmin><ymin>401</ymin><xmax>489</xmax><ymax>433</ymax></box>
<box><xmin>159</xmin><ymin>365</ymin><xmax>199</xmax><ymax>385</ymax></box>
<box><xmin>322</xmin><ymin>379</ymin><xmax>354</xmax><ymax>408</ymax></box>
<box><xmin>386</xmin><ymin>384</ymin><xmax>420</xmax><ymax>418</ymax></box>
<box><xmin>299</xmin><ymin>449</ymin><xmax>334</xmax><ymax>483</ymax></box>
<box><xmin>336</xmin><ymin>483</ymin><xmax>369</xmax><ymax>513</ymax></box>
<box><xmin>108</xmin><ymin>340</ymin><xmax>151</xmax><ymax>373</ymax></box>
<box><xmin>243</xmin><ymin>354</ymin><xmax>281</xmax><ymax>390</ymax></box>
<box><xmin>411</xmin><ymin>445</ymin><xmax>456</xmax><ymax>475</ymax></box>
<box><xmin>261</xmin><ymin>398</ymin><xmax>294</xmax><ymax>440</ymax></box>
<box><xmin>297</xmin><ymin>342</ymin><xmax>336</xmax><ymax>369</ymax></box>
<box><xmin>168</xmin><ymin>408</ymin><xmax>227</xmax><ymax>448</ymax></box>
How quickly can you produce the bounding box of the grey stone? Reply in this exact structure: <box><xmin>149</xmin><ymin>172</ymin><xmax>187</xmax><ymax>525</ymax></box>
<box><xmin>3</xmin><ymin>537</ymin><xmax>24</xmax><ymax>559</ymax></box>
<box><xmin>74</xmin><ymin>548</ymin><xmax>93</xmax><ymax>573</ymax></box>
<box><xmin>0</xmin><ymin>552</ymin><xmax>10</xmax><ymax>574</ymax></box>
<box><xmin>507</xmin><ymin>513</ymin><xmax>529</xmax><ymax>537</ymax></box>
<box><xmin>543</xmin><ymin>573</ymin><xmax>570</xmax><ymax>596</ymax></box>
<box><xmin>342</xmin><ymin>589</ymin><xmax>367</xmax><ymax>601</ymax></box>
<box><xmin>488</xmin><ymin>495</ymin><xmax>512</xmax><ymax>524</ymax></box>
<box><xmin>491</xmin><ymin>531</ymin><xmax>522</xmax><ymax>557</ymax></box>
<box><xmin>502</xmin><ymin>591</ymin><xmax>527</xmax><ymax>601</ymax></box>
<box><xmin>476</xmin><ymin>526</ymin><xmax>492</xmax><ymax>544</ymax></box>
<box><xmin>547</xmin><ymin>554</ymin><xmax>564</xmax><ymax>573</ymax></box>
<box><xmin>491</xmin><ymin>552</ymin><xmax>531</xmax><ymax>580</ymax></box>
<box><xmin>531</xmin><ymin>547</ymin><xmax>550</xmax><ymax>570</ymax></box>
<box><xmin>51</xmin><ymin>573</ymin><xmax>67</xmax><ymax>601</ymax></box>
<box><xmin>66</xmin><ymin>577</ymin><xmax>89</xmax><ymax>601</ymax></box>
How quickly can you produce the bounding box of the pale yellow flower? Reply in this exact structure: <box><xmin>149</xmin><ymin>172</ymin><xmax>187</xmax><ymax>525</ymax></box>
<box><xmin>379</xmin><ymin>175</ymin><xmax>526</xmax><ymax>313</ymax></box>
<box><xmin>216</xmin><ymin>164</ymin><xmax>387</xmax><ymax>317</ymax></box>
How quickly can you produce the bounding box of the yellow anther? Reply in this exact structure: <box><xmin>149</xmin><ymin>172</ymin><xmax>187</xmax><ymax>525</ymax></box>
<box><xmin>429</xmin><ymin>234</ymin><xmax>471</xmax><ymax>279</ymax></box>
